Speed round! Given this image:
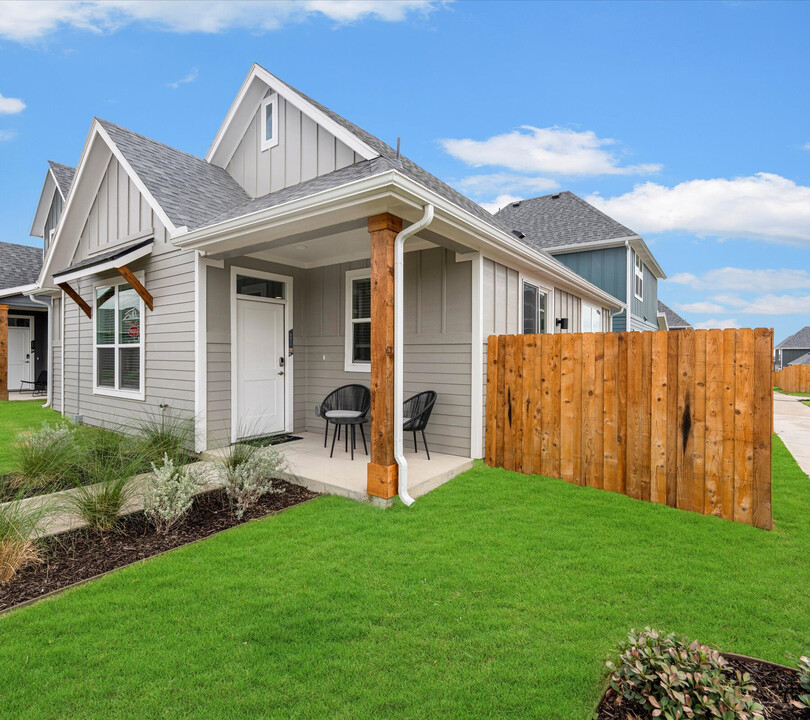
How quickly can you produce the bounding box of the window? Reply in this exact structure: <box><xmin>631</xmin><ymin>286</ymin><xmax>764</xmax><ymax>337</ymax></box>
<box><xmin>634</xmin><ymin>253</ymin><xmax>644</xmax><ymax>301</ymax></box>
<box><xmin>261</xmin><ymin>93</ymin><xmax>279</xmax><ymax>151</ymax></box>
<box><xmin>522</xmin><ymin>281</ymin><xmax>548</xmax><ymax>334</ymax></box>
<box><xmin>236</xmin><ymin>274</ymin><xmax>285</xmax><ymax>299</ymax></box>
<box><xmin>94</xmin><ymin>281</ymin><xmax>143</xmax><ymax>397</ymax></box>
<box><xmin>345</xmin><ymin>269</ymin><xmax>371</xmax><ymax>371</ymax></box>
<box><xmin>581</xmin><ymin>302</ymin><xmax>603</xmax><ymax>333</ymax></box>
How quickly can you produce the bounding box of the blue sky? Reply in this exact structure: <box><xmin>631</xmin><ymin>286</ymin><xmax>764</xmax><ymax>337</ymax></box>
<box><xmin>1</xmin><ymin>0</ymin><xmax>808</xmax><ymax>341</ymax></box>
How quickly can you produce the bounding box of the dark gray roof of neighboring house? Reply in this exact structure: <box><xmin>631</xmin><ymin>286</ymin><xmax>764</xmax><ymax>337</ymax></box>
<box><xmin>494</xmin><ymin>190</ymin><xmax>638</xmax><ymax>251</ymax></box>
<box><xmin>48</xmin><ymin>161</ymin><xmax>75</xmax><ymax>199</ymax></box>
<box><xmin>0</xmin><ymin>241</ymin><xmax>43</xmax><ymax>290</ymax></box>
<box><xmin>787</xmin><ymin>351</ymin><xmax>810</xmax><ymax>366</ymax></box>
<box><xmin>657</xmin><ymin>300</ymin><xmax>692</xmax><ymax>329</ymax></box>
<box><xmin>0</xmin><ymin>293</ymin><xmax>44</xmax><ymax>309</ymax></box>
<box><xmin>776</xmin><ymin>326</ymin><xmax>810</xmax><ymax>349</ymax></box>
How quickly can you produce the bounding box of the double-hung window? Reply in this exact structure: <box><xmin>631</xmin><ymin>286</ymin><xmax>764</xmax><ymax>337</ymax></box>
<box><xmin>95</xmin><ymin>281</ymin><xmax>144</xmax><ymax>398</ymax></box>
<box><xmin>634</xmin><ymin>253</ymin><xmax>644</xmax><ymax>301</ymax></box>
<box><xmin>261</xmin><ymin>93</ymin><xmax>279</xmax><ymax>151</ymax></box>
<box><xmin>345</xmin><ymin>269</ymin><xmax>371</xmax><ymax>372</ymax></box>
<box><xmin>522</xmin><ymin>281</ymin><xmax>548</xmax><ymax>334</ymax></box>
<box><xmin>581</xmin><ymin>302</ymin><xmax>603</xmax><ymax>333</ymax></box>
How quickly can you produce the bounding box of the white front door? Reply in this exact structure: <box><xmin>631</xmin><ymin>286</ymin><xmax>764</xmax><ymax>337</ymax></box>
<box><xmin>8</xmin><ymin>322</ymin><xmax>32</xmax><ymax>389</ymax></box>
<box><xmin>236</xmin><ymin>298</ymin><xmax>285</xmax><ymax>438</ymax></box>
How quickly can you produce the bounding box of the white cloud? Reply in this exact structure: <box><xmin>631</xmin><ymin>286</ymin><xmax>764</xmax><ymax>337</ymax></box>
<box><xmin>676</xmin><ymin>301</ymin><xmax>729</xmax><ymax>315</ymax></box>
<box><xmin>456</xmin><ymin>173</ymin><xmax>559</xmax><ymax>196</ymax></box>
<box><xmin>167</xmin><ymin>67</ymin><xmax>199</xmax><ymax>89</ymax></box>
<box><xmin>677</xmin><ymin>293</ymin><xmax>810</xmax><ymax>317</ymax></box>
<box><xmin>441</xmin><ymin>125</ymin><xmax>661</xmax><ymax>176</ymax></box>
<box><xmin>669</xmin><ymin>268</ymin><xmax>810</xmax><ymax>293</ymax></box>
<box><xmin>587</xmin><ymin>173</ymin><xmax>810</xmax><ymax>245</ymax></box>
<box><xmin>694</xmin><ymin>318</ymin><xmax>740</xmax><ymax>330</ymax></box>
<box><xmin>0</xmin><ymin>93</ymin><xmax>25</xmax><ymax>114</ymax></box>
<box><xmin>0</xmin><ymin>1</ymin><xmax>438</xmax><ymax>41</ymax></box>
<box><xmin>480</xmin><ymin>194</ymin><xmax>524</xmax><ymax>214</ymax></box>
<box><xmin>0</xmin><ymin>129</ymin><xmax>17</xmax><ymax>141</ymax></box>
<box><xmin>803</xmin><ymin>142</ymin><xmax>810</xmax><ymax>151</ymax></box>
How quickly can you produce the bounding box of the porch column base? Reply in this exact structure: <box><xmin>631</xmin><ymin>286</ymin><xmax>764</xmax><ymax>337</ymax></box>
<box><xmin>367</xmin><ymin>462</ymin><xmax>398</xmax><ymax>499</ymax></box>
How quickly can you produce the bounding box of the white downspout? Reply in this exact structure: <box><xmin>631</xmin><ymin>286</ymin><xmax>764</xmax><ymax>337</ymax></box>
<box><xmin>25</xmin><ymin>293</ymin><xmax>53</xmax><ymax>408</ymax></box>
<box><xmin>625</xmin><ymin>240</ymin><xmax>633</xmax><ymax>332</ymax></box>
<box><xmin>394</xmin><ymin>204</ymin><xmax>435</xmax><ymax>506</ymax></box>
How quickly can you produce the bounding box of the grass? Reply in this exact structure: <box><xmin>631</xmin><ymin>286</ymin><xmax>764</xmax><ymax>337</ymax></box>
<box><xmin>774</xmin><ymin>386</ymin><xmax>810</xmax><ymax>397</ymax></box>
<box><xmin>802</xmin><ymin>399</ymin><xmax>810</xmax><ymax>409</ymax></box>
<box><xmin>0</xmin><ymin>437</ymin><xmax>807</xmax><ymax>719</ymax></box>
<box><xmin>0</xmin><ymin>401</ymin><xmax>64</xmax><ymax>475</ymax></box>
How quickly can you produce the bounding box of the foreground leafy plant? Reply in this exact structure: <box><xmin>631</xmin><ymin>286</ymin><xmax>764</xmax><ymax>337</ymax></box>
<box><xmin>0</xmin><ymin>492</ymin><xmax>47</xmax><ymax>585</ymax></box>
<box><xmin>797</xmin><ymin>655</ymin><xmax>810</xmax><ymax>708</ymax></box>
<box><xmin>606</xmin><ymin>628</ymin><xmax>764</xmax><ymax>720</ymax></box>
<box><xmin>211</xmin><ymin>443</ymin><xmax>287</xmax><ymax>519</ymax></box>
<box><xmin>143</xmin><ymin>454</ymin><xmax>204</xmax><ymax>534</ymax></box>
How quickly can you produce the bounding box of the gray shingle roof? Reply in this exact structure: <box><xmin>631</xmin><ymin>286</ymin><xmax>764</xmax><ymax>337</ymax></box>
<box><xmin>787</xmin><ymin>351</ymin><xmax>810</xmax><ymax>366</ymax></box>
<box><xmin>97</xmin><ymin>119</ymin><xmax>249</xmax><ymax>231</ymax></box>
<box><xmin>0</xmin><ymin>241</ymin><xmax>43</xmax><ymax>290</ymax></box>
<box><xmin>776</xmin><ymin>326</ymin><xmax>810</xmax><ymax>349</ymax></box>
<box><xmin>53</xmin><ymin>238</ymin><xmax>152</xmax><ymax>279</ymax></box>
<box><xmin>494</xmin><ymin>191</ymin><xmax>638</xmax><ymax>251</ymax></box>
<box><xmin>48</xmin><ymin>161</ymin><xmax>75</xmax><ymax>200</ymax></box>
<box><xmin>657</xmin><ymin>300</ymin><xmax>692</xmax><ymax>329</ymax></box>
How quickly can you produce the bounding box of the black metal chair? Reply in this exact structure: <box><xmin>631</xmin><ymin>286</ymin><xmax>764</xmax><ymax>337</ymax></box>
<box><xmin>20</xmin><ymin>370</ymin><xmax>47</xmax><ymax>397</ymax></box>
<box><xmin>403</xmin><ymin>391</ymin><xmax>437</xmax><ymax>460</ymax></box>
<box><xmin>316</xmin><ymin>384</ymin><xmax>371</xmax><ymax>450</ymax></box>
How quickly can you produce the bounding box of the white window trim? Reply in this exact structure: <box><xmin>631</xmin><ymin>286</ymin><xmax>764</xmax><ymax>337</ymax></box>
<box><xmin>92</xmin><ymin>275</ymin><xmax>146</xmax><ymax>401</ymax></box>
<box><xmin>52</xmin><ymin>296</ymin><xmax>62</xmax><ymax>346</ymax></box>
<box><xmin>518</xmin><ymin>274</ymin><xmax>554</xmax><ymax>335</ymax></box>
<box><xmin>260</xmin><ymin>93</ymin><xmax>279</xmax><ymax>152</ymax></box>
<box><xmin>581</xmin><ymin>301</ymin><xmax>604</xmax><ymax>333</ymax></box>
<box><xmin>634</xmin><ymin>253</ymin><xmax>644</xmax><ymax>302</ymax></box>
<box><xmin>344</xmin><ymin>267</ymin><xmax>371</xmax><ymax>373</ymax></box>
<box><xmin>229</xmin><ymin>266</ymin><xmax>294</xmax><ymax>442</ymax></box>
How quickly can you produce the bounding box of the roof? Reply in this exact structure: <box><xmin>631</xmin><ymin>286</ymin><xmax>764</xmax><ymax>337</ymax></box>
<box><xmin>53</xmin><ymin>237</ymin><xmax>152</xmax><ymax>279</ymax></box>
<box><xmin>494</xmin><ymin>191</ymin><xmax>638</xmax><ymax>251</ymax></box>
<box><xmin>657</xmin><ymin>300</ymin><xmax>692</xmax><ymax>329</ymax></box>
<box><xmin>0</xmin><ymin>241</ymin><xmax>43</xmax><ymax>290</ymax></box>
<box><xmin>48</xmin><ymin>161</ymin><xmax>75</xmax><ymax>200</ymax></box>
<box><xmin>776</xmin><ymin>326</ymin><xmax>810</xmax><ymax>349</ymax></box>
<box><xmin>787</xmin><ymin>351</ymin><xmax>810</xmax><ymax>366</ymax></box>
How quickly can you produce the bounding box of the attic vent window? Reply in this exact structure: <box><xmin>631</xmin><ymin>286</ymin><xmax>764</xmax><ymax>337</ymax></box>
<box><xmin>551</xmin><ymin>193</ymin><xmax>561</xmax><ymax>199</ymax></box>
<box><xmin>261</xmin><ymin>93</ymin><xmax>279</xmax><ymax>151</ymax></box>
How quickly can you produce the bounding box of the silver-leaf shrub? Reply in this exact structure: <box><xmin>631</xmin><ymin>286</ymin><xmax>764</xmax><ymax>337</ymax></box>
<box><xmin>212</xmin><ymin>443</ymin><xmax>287</xmax><ymax>519</ymax></box>
<box><xmin>144</xmin><ymin>454</ymin><xmax>204</xmax><ymax>534</ymax></box>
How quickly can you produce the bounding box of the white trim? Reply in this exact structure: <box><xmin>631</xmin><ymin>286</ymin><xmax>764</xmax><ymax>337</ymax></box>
<box><xmin>53</xmin><ymin>241</ymin><xmax>153</xmax><ymax>284</ymax></box>
<box><xmin>344</xmin><ymin>267</ymin><xmax>371</xmax><ymax>373</ymax></box>
<box><xmin>0</xmin><ymin>283</ymin><xmax>38</xmax><ymax>299</ymax></box>
<box><xmin>60</xmin><ymin>289</ymin><xmax>65</xmax><ymax>414</ymax></box>
<box><xmin>7</xmin><ymin>314</ymin><xmax>36</xmax><ymax>386</ymax></box>
<box><xmin>194</xmin><ymin>252</ymin><xmax>207</xmax><ymax>453</ymax></box>
<box><xmin>229</xmin><ymin>265</ymin><xmax>294</xmax><ymax>442</ymax></box>
<box><xmin>30</xmin><ymin>171</ymin><xmax>58</xmax><ymax>238</ymax></box>
<box><xmin>91</xmin><ymin>274</ymin><xmax>146</xmax><ymax>402</ymax></box>
<box><xmin>470</xmin><ymin>253</ymin><xmax>484</xmax><ymax>459</ymax></box>
<box><xmin>260</xmin><ymin>93</ymin><xmax>279</xmax><ymax>151</ymax></box>
<box><xmin>634</xmin><ymin>251</ymin><xmax>644</xmax><ymax>302</ymax></box>
<box><xmin>518</xmin><ymin>273</ymin><xmax>553</xmax><ymax>336</ymax></box>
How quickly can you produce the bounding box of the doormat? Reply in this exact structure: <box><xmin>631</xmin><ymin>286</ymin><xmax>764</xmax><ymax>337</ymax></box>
<box><xmin>239</xmin><ymin>434</ymin><xmax>303</xmax><ymax>448</ymax></box>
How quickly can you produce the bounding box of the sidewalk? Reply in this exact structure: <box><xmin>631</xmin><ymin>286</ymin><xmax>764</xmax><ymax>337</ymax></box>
<box><xmin>773</xmin><ymin>392</ymin><xmax>810</xmax><ymax>478</ymax></box>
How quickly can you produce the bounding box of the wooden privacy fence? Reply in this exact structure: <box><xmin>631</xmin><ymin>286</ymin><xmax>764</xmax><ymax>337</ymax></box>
<box><xmin>486</xmin><ymin>328</ymin><xmax>773</xmax><ymax>529</ymax></box>
<box><xmin>774</xmin><ymin>365</ymin><xmax>810</xmax><ymax>394</ymax></box>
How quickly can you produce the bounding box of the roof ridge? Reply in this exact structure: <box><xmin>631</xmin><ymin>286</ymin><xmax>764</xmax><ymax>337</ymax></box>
<box><xmin>564</xmin><ymin>191</ymin><xmax>637</xmax><ymax>238</ymax></box>
<box><xmin>96</xmin><ymin>117</ymin><xmax>210</xmax><ymax>166</ymax></box>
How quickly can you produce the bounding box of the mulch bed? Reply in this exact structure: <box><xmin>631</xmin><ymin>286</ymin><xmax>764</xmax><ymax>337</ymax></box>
<box><xmin>595</xmin><ymin>654</ymin><xmax>809</xmax><ymax>719</ymax></box>
<box><xmin>0</xmin><ymin>480</ymin><xmax>318</xmax><ymax>613</ymax></box>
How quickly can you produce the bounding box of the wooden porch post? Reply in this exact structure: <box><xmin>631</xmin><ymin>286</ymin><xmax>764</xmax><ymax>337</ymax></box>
<box><xmin>366</xmin><ymin>213</ymin><xmax>402</xmax><ymax>499</ymax></box>
<box><xmin>0</xmin><ymin>305</ymin><xmax>8</xmax><ymax>401</ymax></box>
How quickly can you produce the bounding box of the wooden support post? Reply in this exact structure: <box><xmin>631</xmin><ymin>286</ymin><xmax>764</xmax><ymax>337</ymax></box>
<box><xmin>0</xmin><ymin>305</ymin><xmax>8</xmax><ymax>401</ymax></box>
<box><xmin>366</xmin><ymin>213</ymin><xmax>401</xmax><ymax>499</ymax></box>
<box><xmin>116</xmin><ymin>266</ymin><xmax>153</xmax><ymax>310</ymax></box>
<box><xmin>58</xmin><ymin>282</ymin><xmax>92</xmax><ymax>319</ymax></box>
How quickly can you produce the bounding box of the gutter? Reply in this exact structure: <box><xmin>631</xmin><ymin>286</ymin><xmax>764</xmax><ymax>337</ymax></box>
<box><xmin>24</xmin><ymin>292</ymin><xmax>53</xmax><ymax>409</ymax></box>
<box><xmin>394</xmin><ymin>204</ymin><xmax>435</xmax><ymax>506</ymax></box>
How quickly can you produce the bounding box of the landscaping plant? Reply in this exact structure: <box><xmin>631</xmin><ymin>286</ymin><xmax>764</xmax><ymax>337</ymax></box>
<box><xmin>606</xmin><ymin>628</ymin><xmax>764</xmax><ymax>720</ymax></box>
<box><xmin>211</xmin><ymin>442</ymin><xmax>287</xmax><ymax>519</ymax></box>
<box><xmin>797</xmin><ymin>655</ymin><xmax>810</xmax><ymax>708</ymax></box>
<box><xmin>7</xmin><ymin>422</ymin><xmax>76</xmax><ymax>496</ymax></box>
<box><xmin>0</xmin><ymin>492</ymin><xmax>46</xmax><ymax>585</ymax></box>
<box><xmin>143</xmin><ymin>454</ymin><xmax>204</xmax><ymax>534</ymax></box>
<box><xmin>135</xmin><ymin>410</ymin><xmax>194</xmax><ymax>466</ymax></box>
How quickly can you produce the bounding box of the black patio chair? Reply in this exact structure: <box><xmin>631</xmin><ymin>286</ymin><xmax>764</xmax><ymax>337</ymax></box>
<box><xmin>20</xmin><ymin>370</ymin><xmax>47</xmax><ymax>397</ymax></box>
<box><xmin>315</xmin><ymin>384</ymin><xmax>371</xmax><ymax>449</ymax></box>
<box><xmin>403</xmin><ymin>391</ymin><xmax>437</xmax><ymax>460</ymax></box>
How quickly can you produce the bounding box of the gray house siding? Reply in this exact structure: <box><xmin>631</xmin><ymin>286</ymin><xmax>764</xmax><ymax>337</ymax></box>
<box><xmin>225</xmin><ymin>92</ymin><xmax>361</xmax><ymax>199</ymax></box>
<box><xmin>43</xmin><ymin>193</ymin><xmax>63</xmax><ymax>253</ymax></box>
<box><xmin>781</xmin><ymin>348</ymin><xmax>810</xmax><ymax>367</ymax></box>
<box><xmin>554</xmin><ymin>246</ymin><xmax>626</xmax><ymax>303</ymax></box>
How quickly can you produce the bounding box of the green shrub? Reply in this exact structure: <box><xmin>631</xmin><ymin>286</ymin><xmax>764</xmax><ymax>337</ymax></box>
<box><xmin>135</xmin><ymin>410</ymin><xmax>194</xmax><ymax>466</ymax></box>
<box><xmin>143</xmin><ymin>454</ymin><xmax>204</xmax><ymax>534</ymax></box>
<box><xmin>606</xmin><ymin>628</ymin><xmax>764</xmax><ymax>720</ymax></box>
<box><xmin>211</xmin><ymin>443</ymin><xmax>287</xmax><ymax>519</ymax></box>
<box><xmin>798</xmin><ymin>655</ymin><xmax>810</xmax><ymax>708</ymax></box>
<box><xmin>9</xmin><ymin>422</ymin><xmax>76</xmax><ymax>495</ymax></box>
<box><xmin>0</xmin><ymin>491</ymin><xmax>47</xmax><ymax>585</ymax></box>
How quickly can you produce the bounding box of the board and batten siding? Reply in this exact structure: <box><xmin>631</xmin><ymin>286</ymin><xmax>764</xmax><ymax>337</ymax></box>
<box><xmin>225</xmin><ymin>92</ymin><xmax>361</xmax><ymax>199</ymax></box>
<box><xmin>207</xmin><ymin>247</ymin><xmax>473</xmax><ymax>457</ymax></box>
<box><xmin>554</xmin><ymin>246</ymin><xmax>627</xmax><ymax>303</ymax></box>
<box><xmin>43</xmin><ymin>192</ymin><xmax>63</xmax><ymax>253</ymax></box>
<box><xmin>630</xmin><ymin>250</ymin><xmax>659</xmax><ymax>330</ymax></box>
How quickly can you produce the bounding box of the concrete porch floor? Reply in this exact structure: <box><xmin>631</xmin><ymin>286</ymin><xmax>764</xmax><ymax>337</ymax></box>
<box><xmin>207</xmin><ymin>431</ymin><xmax>473</xmax><ymax>503</ymax></box>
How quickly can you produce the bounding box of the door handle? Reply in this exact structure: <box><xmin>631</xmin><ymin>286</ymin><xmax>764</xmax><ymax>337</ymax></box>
<box><xmin>278</xmin><ymin>371</ymin><xmax>284</xmax><ymax>376</ymax></box>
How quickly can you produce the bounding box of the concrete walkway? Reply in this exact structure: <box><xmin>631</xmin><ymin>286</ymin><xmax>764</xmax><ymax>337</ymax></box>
<box><xmin>774</xmin><ymin>392</ymin><xmax>810</xmax><ymax>478</ymax></box>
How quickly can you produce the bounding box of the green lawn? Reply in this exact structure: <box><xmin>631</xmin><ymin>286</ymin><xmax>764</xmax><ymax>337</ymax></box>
<box><xmin>0</xmin><ymin>437</ymin><xmax>807</xmax><ymax>719</ymax></box>
<box><xmin>0</xmin><ymin>400</ymin><xmax>65</xmax><ymax>474</ymax></box>
<box><xmin>775</xmin><ymin>386</ymin><xmax>810</xmax><ymax>397</ymax></box>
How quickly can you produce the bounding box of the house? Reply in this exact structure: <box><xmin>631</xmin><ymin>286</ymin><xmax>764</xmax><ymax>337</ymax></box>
<box><xmin>656</xmin><ymin>300</ymin><xmax>692</xmax><ymax>331</ymax></box>
<box><xmin>787</xmin><ymin>351</ymin><xmax>810</xmax><ymax>366</ymax></box>
<box><xmin>22</xmin><ymin>63</ymin><xmax>622</xmax><ymax>501</ymax></box>
<box><xmin>495</xmin><ymin>191</ymin><xmax>666</xmax><ymax>332</ymax></box>
<box><xmin>774</xmin><ymin>326</ymin><xmax>810</xmax><ymax>370</ymax></box>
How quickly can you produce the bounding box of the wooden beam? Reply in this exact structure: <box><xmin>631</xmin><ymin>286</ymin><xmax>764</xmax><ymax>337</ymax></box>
<box><xmin>116</xmin><ymin>266</ymin><xmax>153</xmax><ymax>311</ymax></box>
<box><xmin>58</xmin><ymin>282</ymin><xmax>92</xmax><ymax>319</ymax></box>
<box><xmin>366</xmin><ymin>212</ymin><xmax>402</xmax><ymax>499</ymax></box>
<box><xmin>0</xmin><ymin>305</ymin><xmax>8</xmax><ymax>401</ymax></box>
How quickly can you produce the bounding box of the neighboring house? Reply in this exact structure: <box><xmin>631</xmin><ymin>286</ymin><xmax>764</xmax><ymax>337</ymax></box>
<box><xmin>787</xmin><ymin>351</ymin><xmax>810</xmax><ymax>366</ymax></box>
<box><xmin>26</xmin><ymin>63</ymin><xmax>621</xmax><ymax>499</ymax></box>
<box><xmin>656</xmin><ymin>300</ymin><xmax>692</xmax><ymax>331</ymax></box>
<box><xmin>775</xmin><ymin>326</ymin><xmax>810</xmax><ymax>370</ymax></box>
<box><xmin>495</xmin><ymin>191</ymin><xmax>666</xmax><ymax>332</ymax></box>
<box><xmin>0</xmin><ymin>241</ymin><xmax>49</xmax><ymax>393</ymax></box>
